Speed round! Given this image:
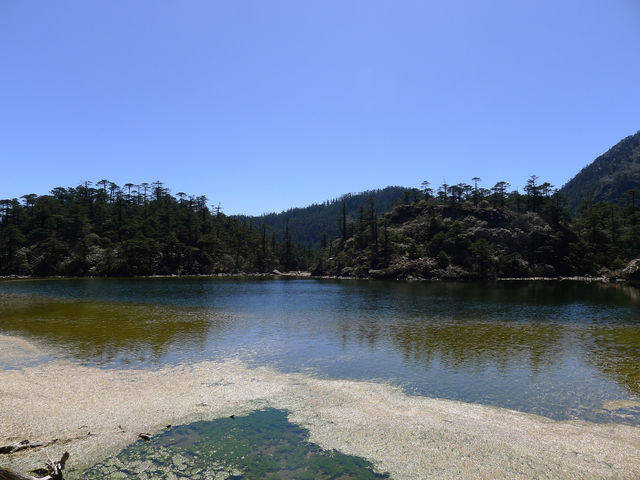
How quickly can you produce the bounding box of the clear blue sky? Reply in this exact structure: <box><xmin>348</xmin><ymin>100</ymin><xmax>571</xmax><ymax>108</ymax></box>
<box><xmin>1</xmin><ymin>1</ymin><xmax>639</xmax><ymax>215</ymax></box>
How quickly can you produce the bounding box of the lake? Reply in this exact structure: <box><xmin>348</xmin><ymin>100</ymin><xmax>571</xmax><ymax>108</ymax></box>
<box><xmin>1</xmin><ymin>277</ymin><xmax>639</xmax><ymax>426</ymax></box>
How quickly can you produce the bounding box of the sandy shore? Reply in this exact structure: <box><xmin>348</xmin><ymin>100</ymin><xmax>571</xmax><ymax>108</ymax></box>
<box><xmin>1</xmin><ymin>334</ymin><xmax>639</xmax><ymax>479</ymax></box>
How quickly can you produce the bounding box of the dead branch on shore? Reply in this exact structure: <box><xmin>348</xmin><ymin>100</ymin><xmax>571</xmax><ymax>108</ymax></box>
<box><xmin>0</xmin><ymin>441</ymin><xmax>48</xmax><ymax>455</ymax></box>
<box><xmin>0</xmin><ymin>452</ymin><xmax>69</xmax><ymax>480</ymax></box>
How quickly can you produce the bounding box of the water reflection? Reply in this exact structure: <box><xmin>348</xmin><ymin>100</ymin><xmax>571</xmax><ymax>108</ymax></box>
<box><xmin>0</xmin><ymin>294</ymin><xmax>233</xmax><ymax>365</ymax></box>
<box><xmin>1</xmin><ymin>279</ymin><xmax>639</xmax><ymax>423</ymax></box>
<box><xmin>390</xmin><ymin>321</ymin><xmax>563</xmax><ymax>376</ymax></box>
<box><xmin>581</xmin><ymin>325</ymin><xmax>640</xmax><ymax>396</ymax></box>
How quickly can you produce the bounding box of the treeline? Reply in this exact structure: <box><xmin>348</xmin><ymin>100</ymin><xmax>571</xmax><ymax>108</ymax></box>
<box><xmin>0</xmin><ymin>181</ymin><xmax>313</xmax><ymax>276</ymax></box>
<box><xmin>314</xmin><ymin>176</ymin><xmax>640</xmax><ymax>279</ymax></box>
<box><xmin>3</xmin><ymin>176</ymin><xmax>639</xmax><ymax>279</ymax></box>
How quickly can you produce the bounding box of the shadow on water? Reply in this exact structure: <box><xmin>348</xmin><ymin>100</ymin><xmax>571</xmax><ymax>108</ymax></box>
<box><xmin>73</xmin><ymin>409</ymin><xmax>389</xmax><ymax>480</ymax></box>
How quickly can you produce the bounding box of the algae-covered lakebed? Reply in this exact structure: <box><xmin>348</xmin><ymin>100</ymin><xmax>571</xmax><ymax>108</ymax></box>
<box><xmin>74</xmin><ymin>409</ymin><xmax>389</xmax><ymax>479</ymax></box>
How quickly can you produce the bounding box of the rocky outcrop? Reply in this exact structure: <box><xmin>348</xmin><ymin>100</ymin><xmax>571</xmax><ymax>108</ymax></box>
<box><xmin>621</xmin><ymin>259</ymin><xmax>640</xmax><ymax>281</ymax></box>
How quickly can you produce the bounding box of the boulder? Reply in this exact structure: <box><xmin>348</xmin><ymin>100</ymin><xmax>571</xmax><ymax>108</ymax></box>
<box><xmin>621</xmin><ymin>259</ymin><xmax>640</xmax><ymax>281</ymax></box>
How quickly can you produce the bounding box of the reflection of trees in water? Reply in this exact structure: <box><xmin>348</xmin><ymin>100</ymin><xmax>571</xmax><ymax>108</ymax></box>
<box><xmin>606</xmin><ymin>283</ymin><xmax>640</xmax><ymax>303</ymax></box>
<box><xmin>580</xmin><ymin>326</ymin><xmax>640</xmax><ymax>396</ymax></box>
<box><xmin>333</xmin><ymin>281</ymin><xmax>640</xmax><ymax>392</ymax></box>
<box><xmin>0</xmin><ymin>294</ymin><xmax>232</xmax><ymax>365</ymax></box>
<box><xmin>380</xmin><ymin>280</ymin><xmax>640</xmax><ymax>308</ymax></box>
<box><xmin>333</xmin><ymin>308</ymin><xmax>565</xmax><ymax>377</ymax></box>
<box><xmin>389</xmin><ymin>321</ymin><xmax>563</xmax><ymax>376</ymax></box>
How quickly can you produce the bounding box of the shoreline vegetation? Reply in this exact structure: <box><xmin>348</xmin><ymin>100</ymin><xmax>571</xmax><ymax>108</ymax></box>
<box><xmin>1</xmin><ymin>334</ymin><xmax>639</xmax><ymax>480</ymax></box>
<box><xmin>0</xmin><ymin>271</ymin><xmax>635</xmax><ymax>283</ymax></box>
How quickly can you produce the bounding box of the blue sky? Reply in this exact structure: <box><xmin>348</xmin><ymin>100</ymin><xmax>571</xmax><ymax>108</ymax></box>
<box><xmin>1</xmin><ymin>1</ymin><xmax>639</xmax><ymax>215</ymax></box>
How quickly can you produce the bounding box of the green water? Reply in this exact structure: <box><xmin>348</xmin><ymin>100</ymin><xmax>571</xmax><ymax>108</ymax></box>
<box><xmin>72</xmin><ymin>409</ymin><xmax>389</xmax><ymax>480</ymax></box>
<box><xmin>1</xmin><ymin>278</ymin><xmax>640</xmax><ymax>424</ymax></box>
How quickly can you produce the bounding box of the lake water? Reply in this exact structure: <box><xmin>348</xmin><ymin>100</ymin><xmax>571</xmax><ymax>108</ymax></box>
<box><xmin>1</xmin><ymin>277</ymin><xmax>639</xmax><ymax>425</ymax></box>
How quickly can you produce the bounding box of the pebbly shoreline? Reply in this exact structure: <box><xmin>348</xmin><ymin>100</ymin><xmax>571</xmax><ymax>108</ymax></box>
<box><xmin>1</xmin><ymin>334</ymin><xmax>639</xmax><ymax>480</ymax></box>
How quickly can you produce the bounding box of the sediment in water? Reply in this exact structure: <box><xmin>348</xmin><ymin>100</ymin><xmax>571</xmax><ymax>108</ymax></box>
<box><xmin>1</xmin><ymin>334</ymin><xmax>639</xmax><ymax>480</ymax></box>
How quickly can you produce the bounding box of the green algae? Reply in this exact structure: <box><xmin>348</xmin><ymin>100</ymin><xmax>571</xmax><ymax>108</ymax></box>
<box><xmin>72</xmin><ymin>409</ymin><xmax>389</xmax><ymax>479</ymax></box>
<box><xmin>0</xmin><ymin>293</ymin><xmax>227</xmax><ymax>366</ymax></box>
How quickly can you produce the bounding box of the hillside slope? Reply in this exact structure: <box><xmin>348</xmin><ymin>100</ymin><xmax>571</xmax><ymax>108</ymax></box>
<box><xmin>242</xmin><ymin>186</ymin><xmax>411</xmax><ymax>247</ymax></box>
<box><xmin>561</xmin><ymin>131</ymin><xmax>640</xmax><ymax>213</ymax></box>
<box><xmin>314</xmin><ymin>188</ymin><xmax>640</xmax><ymax>280</ymax></box>
<box><xmin>317</xmin><ymin>200</ymin><xmax>578</xmax><ymax>279</ymax></box>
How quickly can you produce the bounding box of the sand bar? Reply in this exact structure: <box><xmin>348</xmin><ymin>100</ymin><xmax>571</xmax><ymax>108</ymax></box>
<box><xmin>1</xmin><ymin>334</ymin><xmax>639</xmax><ymax>479</ymax></box>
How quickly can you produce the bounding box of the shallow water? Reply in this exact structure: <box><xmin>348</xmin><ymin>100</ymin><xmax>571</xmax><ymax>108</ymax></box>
<box><xmin>1</xmin><ymin>277</ymin><xmax>639</xmax><ymax>424</ymax></box>
<box><xmin>72</xmin><ymin>409</ymin><xmax>389</xmax><ymax>479</ymax></box>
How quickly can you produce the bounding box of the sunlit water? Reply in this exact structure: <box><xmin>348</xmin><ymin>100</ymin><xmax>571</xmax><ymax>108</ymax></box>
<box><xmin>1</xmin><ymin>277</ymin><xmax>639</xmax><ymax>424</ymax></box>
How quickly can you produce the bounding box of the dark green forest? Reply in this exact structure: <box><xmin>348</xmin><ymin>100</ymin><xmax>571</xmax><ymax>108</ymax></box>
<box><xmin>0</xmin><ymin>181</ymin><xmax>313</xmax><ymax>276</ymax></box>
<box><xmin>239</xmin><ymin>186</ymin><xmax>410</xmax><ymax>248</ymax></box>
<box><xmin>313</xmin><ymin>176</ymin><xmax>640</xmax><ymax>280</ymax></box>
<box><xmin>1</xmin><ymin>174</ymin><xmax>639</xmax><ymax>279</ymax></box>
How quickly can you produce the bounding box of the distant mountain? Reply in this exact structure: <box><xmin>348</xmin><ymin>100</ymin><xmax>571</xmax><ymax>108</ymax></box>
<box><xmin>561</xmin><ymin>131</ymin><xmax>640</xmax><ymax>213</ymax></box>
<box><xmin>241</xmin><ymin>186</ymin><xmax>412</xmax><ymax>248</ymax></box>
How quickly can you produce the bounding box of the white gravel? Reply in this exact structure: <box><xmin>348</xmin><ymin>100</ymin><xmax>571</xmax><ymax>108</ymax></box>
<box><xmin>1</xmin><ymin>334</ymin><xmax>639</xmax><ymax>479</ymax></box>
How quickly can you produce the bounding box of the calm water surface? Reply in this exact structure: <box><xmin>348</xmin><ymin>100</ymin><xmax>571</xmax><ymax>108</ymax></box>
<box><xmin>1</xmin><ymin>277</ymin><xmax>639</xmax><ymax>424</ymax></box>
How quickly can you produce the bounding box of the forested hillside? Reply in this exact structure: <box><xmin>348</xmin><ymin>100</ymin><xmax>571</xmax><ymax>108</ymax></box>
<box><xmin>314</xmin><ymin>176</ymin><xmax>640</xmax><ymax>280</ymax></box>
<box><xmin>242</xmin><ymin>186</ymin><xmax>410</xmax><ymax>247</ymax></box>
<box><xmin>0</xmin><ymin>181</ymin><xmax>312</xmax><ymax>276</ymax></box>
<box><xmin>560</xmin><ymin>131</ymin><xmax>640</xmax><ymax>213</ymax></box>
<box><xmin>4</xmin><ymin>156</ymin><xmax>640</xmax><ymax>280</ymax></box>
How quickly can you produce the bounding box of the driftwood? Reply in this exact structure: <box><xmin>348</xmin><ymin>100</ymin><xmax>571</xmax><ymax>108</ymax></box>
<box><xmin>0</xmin><ymin>439</ymin><xmax>61</xmax><ymax>456</ymax></box>
<box><xmin>0</xmin><ymin>452</ymin><xmax>69</xmax><ymax>480</ymax></box>
<box><xmin>0</xmin><ymin>441</ymin><xmax>48</xmax><ymax>455</ymax></box>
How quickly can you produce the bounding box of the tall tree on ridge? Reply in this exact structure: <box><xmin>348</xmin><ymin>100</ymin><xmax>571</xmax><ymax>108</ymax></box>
<box><xmin>341</xmin><ymin>200</ymin><xmax>347</xmax><ymax>243</ymax></box>
<box><xmin>421</xmin><ymin>180</ymin><xmax>433</xmax><ymax>199</ymax></box>
<box><xmin>472</xmin><ymin>177</ymin><xmax>481</xmax><ymax>206</ymax></box>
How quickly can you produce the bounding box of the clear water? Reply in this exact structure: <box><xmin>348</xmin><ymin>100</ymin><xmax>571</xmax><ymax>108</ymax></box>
<box><xmin>73</xmin><ymin>409</ymin><xmax>389</xmax><ymax>479</ymax></box>
<box><xmin>1</xmin><ymin>277</ymin><xmax>639</xmax><ymax>424</ymax></box>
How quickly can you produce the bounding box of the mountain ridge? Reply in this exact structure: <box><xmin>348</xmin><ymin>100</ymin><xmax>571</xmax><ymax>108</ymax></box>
<box><xmin>560</xmin><ymin>130</ymin><xmax>640</xmax><ymax>212</ymax></box>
